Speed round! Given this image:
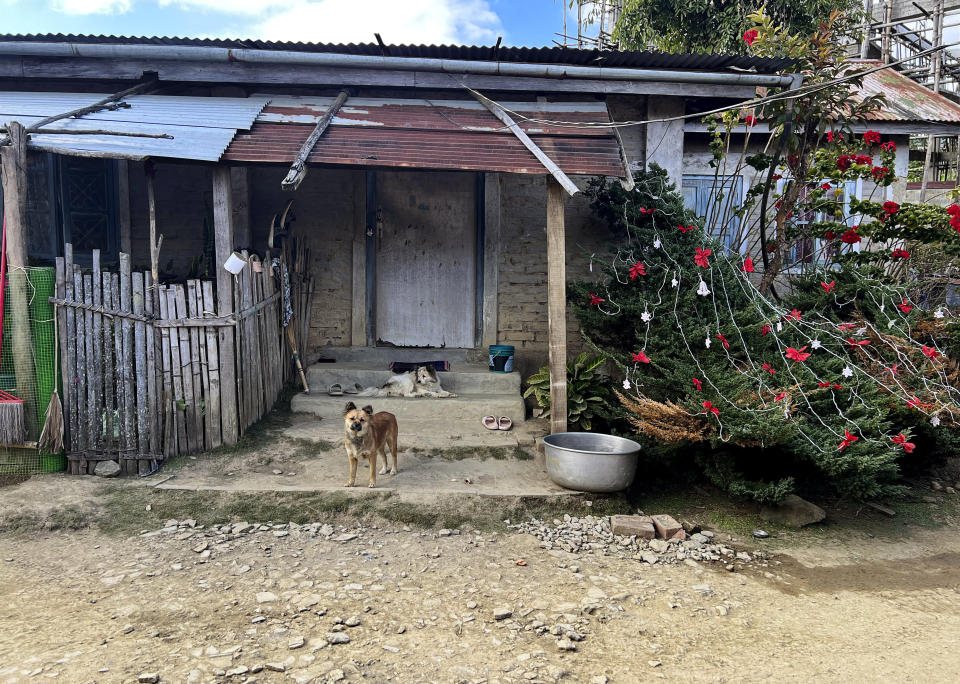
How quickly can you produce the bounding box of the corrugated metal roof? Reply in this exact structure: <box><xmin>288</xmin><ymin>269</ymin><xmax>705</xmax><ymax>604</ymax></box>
<box><xmin>0</xmin><ymin>92</ymin><xmax>268</xmax><ymax>160</ymax></box>
<box><xmin>0</xmin><ymin>33</ymin><xmax>796</xmax><ymax>73</ymax></box>
<box><xmin>223</xmin><ymin>96</ymin><xmax>624</xmax><ymax>176</ymax></box>
<box><xmin>850</xmin><ymin>59</ymin><xmax>960</xmax><ymax>122</ymax></box>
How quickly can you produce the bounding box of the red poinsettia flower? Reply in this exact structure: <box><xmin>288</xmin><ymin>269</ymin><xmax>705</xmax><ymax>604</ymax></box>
<box><xmin>694</xmin><ymin>247</ymin><xmax>712</xmax><ymax>268</ymax></box>
<box><xmin>949</xmin><ymin>204</ymin><xmax>960</xmax><ymax>217</ymax></box>
<box><xmin>846</xmin><ymin>338</ymin><xmax>871</xmax><ymax>347</ymax></box>
<box><xmin>767</xmin><ymin>244</ymin><xmax>777</xmax><ymax>252</ymax></box>
<box><xmin>744</xmin><ymin>115</ymin><xmax>757</xmax><ymax>126</ymax></box>
<box><xmin>863</xmin><ymin>130</ymin><xmax>882</xmax><ymax>145</ymax></box>
<box><xmin>786</xmin><ymin>309</ymin><xmax>802</xmax><ymax>321</ymax></box>
<box><xmin>821</xmin><ymin>281</ymin><xmax>836</xmax><ymax>293</ymax></box>
<box><xmin>886</xmin><ymin>364</ymin><xmax>899</xmax><ymax>376</ymax></box>
<box><xmin>840</xmin><ymin>229</ymin><xmax>861</xmax><ymax>244</ymax></box>
<box><xmin>589</xmin><ymin>293</ymin><xmax>605</xmax><ymax>306</ymax></box>
<box><xmin>907</xmin><ymin>395</ymin><xmax>933</xmax><ymax>410</ymax></box>
<box><xmin>820</xmin><ymin>182</ymin><xmax>833</xmax><ymax>191</ymax></box>
<box><xmin>692</xmin><ymin>377</ymin><xmax>702</xmax><ymax>391</ymax></box>
<box><xmin>639</xmin><ymin>207</ymin><xmax>655</xmax><ymax>215</ymax></box>
<box><xmin>871</xmin><ymin>166</ymin><xmax>890</xmax><ymax>181</ymax></box>
<box><xmin>785</xmin><ymin>346</ymin><xmax>811</xmax><ymax>362</ymax></box>
<box><xmin>629</xmin><ymin>261</ymin><xmax>647</xmax><ymax>280</ymax></box>
<box><xmin>891</xmin><ymin>433</ymin><xmax>916</xmax><ymax>453</ymax></box>
<box><xmin>773</xmin><ymin>391</ymin><xmax>787</xmax><ymax>402</ymax></box>
<box><xmin>825</xmin><ymin>231</ymin><xmax>836</xmax><ymax>240</ymax></box>
<box><xmin>837</xmin><ymin>322</ymin><xmax>856</xmax><ymax>330</ymax></box>
<box><xmin>838</xmin><ymin>429</ymin><xmax>859</xmax><ymax>451</ymax></box>
<box><xmin>826</xmin><ymin>130</ymin><xmax>843</xmax><ymax>143</ymax></box>
<box><xmin>760</xmin><ymin>324</ymin><xmax>771</xmax><ymax>337</ymax></box>
<box><xmin>952</xmin><ymin>216</ymin><xmax>960</xmax><ymax>233</ymax></box>
<box><xmin>772</xmin><ymin>174</ymin><xmax>783</xmax><ymax>181</ymax></box>
<box><xmin>855</xmin><ymin>154</ymin><xmax>873</xmax><ymax>166</ymax></box>
<box><xmin>632</xmin><ymin>350</ymin><xmax>651</xmax><ymax>364</ymax></box>
<box><xmin>743</xmin><ymin>29</ymin><xmax>759</xmax><ymax>45</ymax></box>
<box><xmin>741</xmin><ymin>256</ymin><xmax>755</xmax><ymax>273</ymax></box>
<box><xmin>881</xmin><ymin>140</ymin><xmax>896</xmax><ymax>152</ymax></box>
<box><xmin>922</xmin><ymin>345</ymin><xmax>939</xmax><ymax>359</ymax></box>
<box><xmin>702</xmin><ymin>401</ymin><xmax>720</xmax><ymax>417</ymax></box>
<box><xmin>678</xmin><ymin>224</ymin><xmax>695</xmax><ymax>233</ymax></box>
<box><xmin>762</xmin><ymin>363</ymin><xmax>776</xmax><ymax>375</ymax></box>
<box><xmin>817</xmin><ymin>381</ymin><xmax>831</xmax><ymax>388</ymax></box>
<box><xmin>883</xmin><ymin>201</ymin><xmax>899</xmax><ymax>214</ymax></box>
<box><xmin>898</xmin><ymin>299</ymin><xmax>913</xmax><ymax>314</ymax></box>
<box><xmin>716</xmin><ymin>333</ymin><xmax>730</xmax><ymax>349</ymax></box>
<box><xmin>891</xmin><ymin>248</ymin><xmax>910</xmax><ymax>260</ymax></box>
<box><xmin>837</xmin><ymin>155</ymin><xmax>852</xmax><ymax>171</ymax></box>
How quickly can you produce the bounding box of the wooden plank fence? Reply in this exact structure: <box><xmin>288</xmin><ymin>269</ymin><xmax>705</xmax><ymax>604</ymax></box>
<box><xmin>54</xmin><ymin>246</ymin><xmax>284</xmax><ymax>475</ymax></box>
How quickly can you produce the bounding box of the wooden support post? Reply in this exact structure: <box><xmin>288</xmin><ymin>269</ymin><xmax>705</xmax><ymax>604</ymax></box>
<box><xmin>0</xmin><ymin>121</ymin><xmax>36</xmax><ymax>436</ymax></box>
<box><xmin>212</xmin><ymin>166</ymin><xmax>239</xmax><ymax>445</ymax></box>
<box><xmin>546</xmin><ymin>177</ymin><xmax>567</xmax><ymax>434</ymax></box>
<box><xmin>145</xmin><ymin>164</ymin><xmax>163</xmax><ymax>284</ymax></box>
<box><xmin>281</xmin><ymin>89</ymin><xmax>349</xmax><ymax>192</ymax></box>
<box><xmin>920</xmin><ymin>0</ymin><xmax>945</xmax><ymax>203</ymax></box>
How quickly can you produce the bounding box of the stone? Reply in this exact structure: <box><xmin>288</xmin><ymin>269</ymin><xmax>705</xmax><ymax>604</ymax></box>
<box><xmin>344</xmin><ymin>616</ymin><xmax>361</xmax><ymax>627</ymax></box>
<box><xmin>752</xmin><ymin>529</ymin><xmax>770</xmax><ymax>539</ymax></box>
<box><xmin>692</xmin><ymin>584</ymin><xmax>713</xmax><ymax>595</ymax></box>
<box><xmin>931</xmin><ymin>480</ymin><xmax>943</xmax><ymax>491</ymax></box>
<box><xmin>137</xmin><ymin>674</ymin><xmax>160</xmax><ymax>684</ymax></box>
<box><xmin>225</xmin><ymin>666</ymin><xmax>249</xmax><ymax>677</ymax></box>
<box><xmin>326</xmin><ymin>633</ymin><xmax>350</xmax><ymax>645</ymax></box>
<box><xmin>947</xmin><ymin>487</ymin><xmax>957</xmax><ymax>495</ymax></box>
<box><xmin>556</xmin><ymin>638</ymin><xmax>577</xmax><ymax>651</ymax></box>
<box><xmin>94</xmin><ymin>460</ymin><xmax>121</xmax><ymax>478</ymax></box>
<box><xmin>866</xmin><ymin>502</ymin><xmax>896</xmax><ymax>517</ymax></box>
<box><xmin>648</xmin><ymin>539</ymin><xmax>669</xmax><ymax>553</ymax></box>
<box><xmin>264</xmin><ymin>663</ymin><xmax>286</xmax><ymax>673</ymax></box>
<box><xmin>670</xmin><ymin>529</ymin><xmax>687</xmax><ymax>541</ymax></box>
<box><xmin>650</xmin><ymin>514</ymin><xmax>682</xmax><ymax>539</ymax></box>
<box><xmin>256</xmin><ymin>592</ymin><xmax>278</xmax><ymax>603</ymax></box>
<box><xmin>759</xmin><ymin>495</ymin><xmax>826</xmax><ymax>528</ymax></box>
<box><xmin>680</xmin><ymin>520</ymin><xmax>701</xmax><ymax>534</ymax></box>
<box><xmin>335</xmin><ymin>533</ymin><xmax>358</xmax><ymax>542</ymax></box>
<box><xmin>289</xmin><ymin>636</ymin><xmax>305</xmax><ymax>649</ymax></box>
<box><xmin>610</xmin><ymin>514</ymin><xmax>656</xmax><ymax>539</ymax></box>
<box><xmin>641</xmin><ymin>552</ymin><xmax>659</xmax><ymax>565</ymax></box>
<box><xmin>494</xmin><ymin>607</ymin><xmax>513</xmax><ymax>620</ymax></box>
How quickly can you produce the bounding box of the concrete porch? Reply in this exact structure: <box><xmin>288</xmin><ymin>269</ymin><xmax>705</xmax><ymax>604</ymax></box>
<box><xmin>290</xmin><ymin>347</ymin><xmax>542</xmax><ymax>450</ymax></box>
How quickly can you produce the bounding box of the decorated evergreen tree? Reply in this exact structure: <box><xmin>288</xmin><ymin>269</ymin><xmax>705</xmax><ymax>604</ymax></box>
<box><xmin>569</xmin><ymin>167</ymin><xmax>960</xmax><ymax>502</ymax></box>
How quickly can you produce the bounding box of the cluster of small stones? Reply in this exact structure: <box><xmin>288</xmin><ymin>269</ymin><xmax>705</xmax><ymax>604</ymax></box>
<box><xmin>509</xmin><ymin>515</ymin><xmax>768</xmax><ymax>569</ymax></box>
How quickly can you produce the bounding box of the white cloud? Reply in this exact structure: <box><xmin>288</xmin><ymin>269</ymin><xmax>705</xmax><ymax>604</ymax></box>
<box><xmin>256</xmin><ymin>0</ymin><xmax>502</xmax><ymax>45</ymax></box>
<box><xmin>158</xmin><ymin>0</ymin><xmax>289</xmax><ymax>15</ymax></box>
<box><xmin>50</xmin><ymin>0</ymin><xmax>132</xmax><ymax>13</ymax></box>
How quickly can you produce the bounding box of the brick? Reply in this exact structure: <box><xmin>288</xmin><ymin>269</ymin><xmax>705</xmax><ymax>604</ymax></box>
<box><xmin>610</xmin><ymin>515</ymin><xmax>655</xmax><ymax>540</ymax></box>
<box><xmin>651</xmin><ymin>514</ymin><xmax>682</xmax><ymax>540</ymax></box>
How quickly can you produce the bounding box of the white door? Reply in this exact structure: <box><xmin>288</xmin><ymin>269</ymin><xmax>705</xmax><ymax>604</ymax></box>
<box><xmin>375</xmin><ymin>171</ymin><xmax>477</xmax><ymax>348</ymax></box>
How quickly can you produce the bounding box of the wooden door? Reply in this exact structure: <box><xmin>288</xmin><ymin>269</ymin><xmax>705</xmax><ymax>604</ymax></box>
<box><xmin>375</xmin><ymin>171</ymin><xmax>476</xmax><ymax>348</ymax></box>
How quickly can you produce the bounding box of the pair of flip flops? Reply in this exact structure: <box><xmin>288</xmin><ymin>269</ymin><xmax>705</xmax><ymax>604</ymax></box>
<box><xmin>328</xmin><ymin>383</ymin><xmax>362</xmax><ymax>396</ymax></box>
<box><xmin>483</xmin><ymin>416</ymin><xmax>512</xmax><ymax>431</ymax></box>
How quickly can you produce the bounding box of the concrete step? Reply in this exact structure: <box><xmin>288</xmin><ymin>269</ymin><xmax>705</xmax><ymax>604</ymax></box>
<box><xmin>316</xmin><ymin>346</ymin><xmax>475</xmax><ymax>364</ymax></box>
<box><xmin>306</xmin><ymin>362</ymin><xmax>520</xmax><ymax>395</ymax></box>
<box><xmin>290</xmin><ymin>392</ymin><xmax>528</xmax><ymax>449</ymax></box>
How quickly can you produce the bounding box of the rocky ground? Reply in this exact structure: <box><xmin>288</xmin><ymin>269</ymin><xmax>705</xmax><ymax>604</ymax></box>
<box><xmin>3</xmin><ymin>503</ymin><xmax>960</xmax><ymax>683</ymax></box>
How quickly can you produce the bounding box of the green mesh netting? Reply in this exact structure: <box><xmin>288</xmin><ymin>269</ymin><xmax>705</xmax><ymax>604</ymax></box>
<box><xmin>0</xmin><ymin>267</ymin><xmax>64</xmax><ymax>474</ymax></box>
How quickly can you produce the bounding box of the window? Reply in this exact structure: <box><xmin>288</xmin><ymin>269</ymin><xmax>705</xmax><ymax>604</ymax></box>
<box><xmin>682</xmin><ymin>174</ymin><xmax>744</xmax><ymax>252</ymax></box>
<box><xmin>782</xmin><ymin>179</ymin><xmax>859</xmax><ymax>271</ymax></box>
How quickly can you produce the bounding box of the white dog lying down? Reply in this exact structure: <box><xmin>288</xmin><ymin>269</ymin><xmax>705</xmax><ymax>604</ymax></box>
<box><xmin>358</xmin><ymin>365</ymin><xmax>456</xmax><ymax>398</ymax></box>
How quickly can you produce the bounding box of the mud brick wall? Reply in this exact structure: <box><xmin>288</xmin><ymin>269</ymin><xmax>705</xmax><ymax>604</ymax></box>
<box><xmin>497</xmin><ymin>174</ymin><xmax>615</xmax><ymax>379</ymax></box>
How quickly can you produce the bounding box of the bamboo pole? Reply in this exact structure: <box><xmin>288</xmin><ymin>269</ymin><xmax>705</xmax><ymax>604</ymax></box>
<box><xmin>920</xmin><ymin>0</ymin><xmax>945</xmax><ymax>203</ymax></box>
<box><xmin>546</xmin><ymin>178</ymin><xmax>567</xmax><ymax>434</ymax></box>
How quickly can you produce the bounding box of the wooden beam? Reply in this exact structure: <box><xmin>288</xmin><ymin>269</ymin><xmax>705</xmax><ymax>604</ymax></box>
<box><xmin>481</xmin><ymin>172</ymin><xmax>500</xmax><ymax>347</ymax></box>
<box><xmin>145</xmin><ymin>164</ymin><xmax>163</xmax><ymax>284</ymax></box>
<box><xmin>0</xmin><ymin>57</ymin><xmax>759</xmax><ymax>99</ymax></box>
<box><xmin>0</xmin><ymin>121</ymin><xmax>36</xmax><ymax>436</ymax></box>
<box><xmin>472</xmin><ymin>90</ymin><xmax>580</xmax><ymax>196</ymax></box>
<box><xmin>281</xmin><ymin>89</ymin><xmax>349</xmax><ymax>192</ymax></box>
<box><xmin>25</xmin><ymin>78</ymin><xmax>157</xmax><ymax>132</ymax></box>
<box><xmin>212</xmin><ymin>166</ymin><xmax>239</xmax><ymax>445</ymax></box>
<box><xmin>546</xmin><ymin>177</ymin><xmax>567</xmax><ymax>434</ymax></box>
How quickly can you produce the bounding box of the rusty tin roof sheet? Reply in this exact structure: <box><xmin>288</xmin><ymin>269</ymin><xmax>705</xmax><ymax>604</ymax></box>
<box><xmin>850</xmin><ymin>60</ymin><xmax>960</xmax><ymax>122</ymax></box>
<box><xmin>223</xmin><ymin>96</ymin><xmax>624</xmax><ymax>176</ymax></box>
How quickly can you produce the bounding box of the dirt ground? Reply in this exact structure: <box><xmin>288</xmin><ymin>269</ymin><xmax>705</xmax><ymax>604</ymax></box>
<box><xmin>1</xmin><ymin>475</ymin><xmax>960</xmax><ymax>683</ymax></box>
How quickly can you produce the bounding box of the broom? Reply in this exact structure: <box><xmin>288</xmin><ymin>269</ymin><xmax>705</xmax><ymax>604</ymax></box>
<box><xmin>0</xmin><ymin>217</ymin><xmax>26</xmax><ymax>444</ymax></box>
<box><xmin>38</xmin><ymin>296</ymin><xmax>64</xmax><ymax>454</ymax></box>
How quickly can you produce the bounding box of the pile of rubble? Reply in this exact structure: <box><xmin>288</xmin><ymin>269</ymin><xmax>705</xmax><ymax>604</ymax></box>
<box><xmin>509</xmin><ymin>513</ymin><xmax>767</xmax><ymax>568</ymax></box>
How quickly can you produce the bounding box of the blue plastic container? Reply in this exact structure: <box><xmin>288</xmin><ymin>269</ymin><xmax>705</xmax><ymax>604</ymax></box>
<box><xmin>489</xmin><ymin>344</ymin><xmax>515</xmax><ymax>373</ymax></box>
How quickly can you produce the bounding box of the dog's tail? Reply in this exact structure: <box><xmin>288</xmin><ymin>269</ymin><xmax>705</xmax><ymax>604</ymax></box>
<box><xmin>356</xmin><ymin>386</ymin><xmax>381</xmax><ymax>397</ymax></box>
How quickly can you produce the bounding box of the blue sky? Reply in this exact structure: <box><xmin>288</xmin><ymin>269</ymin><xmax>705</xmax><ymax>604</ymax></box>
<box><xmin>0</xmin><ymin>0</ymin><xmax>577</xmax><ymax>46</ymax></box>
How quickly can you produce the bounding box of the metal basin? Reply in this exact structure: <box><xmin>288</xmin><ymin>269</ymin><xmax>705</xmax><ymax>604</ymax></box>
<box><xmin>543</xmin><ymin>432</ymin><xmax>641</xmax><ymax>493</ymax></box>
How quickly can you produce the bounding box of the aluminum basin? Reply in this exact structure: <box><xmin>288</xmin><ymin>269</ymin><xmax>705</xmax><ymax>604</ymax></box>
<box><xmin>543</xmin><ymin>432</ymin><xmax>641</xmax><ymax>493</ymax></box>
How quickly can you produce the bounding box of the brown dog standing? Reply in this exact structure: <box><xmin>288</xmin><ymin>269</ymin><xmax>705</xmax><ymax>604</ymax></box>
<box><xmin>342</xmin><ymin>401</ymin><xmax>399</xmax><ymax>488</ymax></box>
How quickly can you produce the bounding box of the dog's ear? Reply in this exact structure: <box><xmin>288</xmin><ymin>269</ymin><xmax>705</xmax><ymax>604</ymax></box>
<box><xmin>361</xmin><ymin>404</ymin><xmax>374</xmax><ymax>415</ymax></box>
<box><xmin>343</xmin><ymin>401</ymin><xmax>357</xmax><ymax>416</ymax></box>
